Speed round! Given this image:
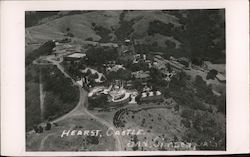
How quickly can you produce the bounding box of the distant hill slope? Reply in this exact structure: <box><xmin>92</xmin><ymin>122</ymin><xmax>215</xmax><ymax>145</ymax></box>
<box><xmin>124</xmin><ymin>10</ymin><xmax>181</xmax><ymax>38</ymax></box>
<box><xmin>25</xmin><ymin>10</ymin><xmax>225</xmax><ymax>64</ymax></box>
<box><xmin>25</xmin><ymin>10</ymin><xmax>181</xmax><ymax>44</ymax></box>
<box><xmin>26</xmin><ymin>11</ymin><xmax>122</xmax><ymax>44</ymax></box>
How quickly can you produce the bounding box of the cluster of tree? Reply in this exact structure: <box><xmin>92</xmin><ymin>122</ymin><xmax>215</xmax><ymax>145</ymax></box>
<box><xmin>194</xmin><ymin>75</ymin><xmax>217</xmax><ymax>105</ymax></box>
<box><xmin>86</xmin><ymin>37</ymin><xmax>94</xmax><ymax>41</ymax></box>
<box><xmin>132</xmin><ymin>135</ymin><xmax>139</xmax><ymax>151</ymax></box>
<box><xmin>88</xmin><ymin>72</ymin><xmax>99</xmax><ymax>80</ymax></box>
<box><xmin>126</xmin><ymin>61</ymin><xmax>149</xmax><ymax>72</ymax></box>
<box><xmin>41</xmin><ymin>66</ymin><xmax>79</xmax><ymax>120</ymax></box>
<box><xmin>33</xmin><ymin>125</ymin><xmax>44</xmax><ymax>133</ymax></box>
<box><xmin>146</xmin><ymin>19</ymin><xmax>186</xmax><ymax>55</ymax></box>
<box><xmin>85</xmin><ymin>46</ymin><xmax>118</xmax><ymax>66</ymax></box>
<box><xmin>106</xmin><ymin>68</ymin><xmax>132</xmax><ymax>81</ymax></box>
<box><xmin>191</xmin><ymin>57</ymin><xmax>203</xmax><ymax>66</ymax></box>
<box><xmin>45</xmin><ymin>122</ymin><xmax>52</xmax><ymax>130</ymax></box>
<box><xmin>62</xmin><ymin>59</ymin><xmax>88</xmax><ymax>79</ymax></box>
<box><xmin>163</xmin><ymin>73</ymin><xmax>208</xmax><ymax>111</ymax></box>
<box><xmin>182</xmin><ymin>10</ymin><xmax>225</xmax><ymax>64</ymax></box>
<box><xmin>64</xmin><ymin>27</ymin><xmax>74</xmax><ymax>37</ymax></box>
<box><xmin>88</xmin><ymin>94</ymin><xmax>108</xmax><ymax>110</ymax></box>
<box><xmin>164</xmin><ymin>73</ymin><xmax>225</xmax><ymax>114</ymax></box>
<box><xmin>93</xmin><ymin>24</ymin><xmax>112</xmax><ymax>42</ymax></box>
<box><xmin>26</xmin><ymin>40</ymin><xmax>55</xmax><ymax>65</ymax></box>
<box><xmin>132</xmin><ymin>80</ymin><xmax>144</xmax><ymax>93</ymax></box>
<box><xmin>146</xmin><ymin>10</ymin><xmax>225</xmax><ymax>64</ymax></box>
<box><xmin>148</xmin><ymin>68</ymin><xmax>165</xmax><ymax>87</ymax></box>
<box><xmin>67</xmin><ymin>33</ymin><xmax>74</xmax><ymax>37</ymax></box>
<box><xmin>206</xmin><ymin>69</ymin><xmax>218</xmax><ymax>80</ymax></box>
<box><xmin>42</xmin><ymin>66</ymin><xmax>79</xmax><ymax>103</ymax></box>
<box><xmin>66</xmin><ymin>64</ymin><xmax>82</xmax><ymax>79</ymax></box>
<box><xmin>134</xmin><ymin>44</ymin><xmax>150</xmax><ymax>55</ymax></box>
<box><xmin>25</xmin><ymin>65</ymin><xmax>42</xmax><ymax>131</ymax></box>
<box><xmin>182</xmin><ymin>110</ymin><xmax>226</xmax><ymax>150</ymax></box>
<box><xmin>115</xmin><ymin>11</ymin><xmax>134</xmax><ymax>41</ymax></box>
<box><xmin>135</xmin><ymin>42</ymin><xmax>187</xmax><ymax>60</ymax></box>
<box><xmin>148</xmin><ymin>20</ymin><xmax>177</xmax><ymax>36</ymax></box>
<box><xmin>33</xmin><ymin>122</ymin><xmax>52</xmax><ymax>133</ymax></box>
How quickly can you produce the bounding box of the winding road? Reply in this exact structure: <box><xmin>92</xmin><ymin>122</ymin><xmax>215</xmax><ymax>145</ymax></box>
<box><xmin>33</xmin><ymin>55</ymin><xmax>123</xmax><ymax>151</ymax></box>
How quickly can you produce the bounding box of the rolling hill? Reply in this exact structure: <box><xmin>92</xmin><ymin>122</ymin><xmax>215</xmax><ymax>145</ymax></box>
<box><xmin>25</xmin><ymin>10</ymin><xmax>181</xmax><ymax>44</ymax></box>
<box><xmin>25</xmin><ymin>10</ymin><xmax>225</xmax><ymax>64</ymax></box>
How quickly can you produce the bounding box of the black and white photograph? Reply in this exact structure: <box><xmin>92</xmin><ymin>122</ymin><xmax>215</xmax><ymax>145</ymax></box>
<box><xmin>1</xmin><ymin>0</ymin><xmax>249</xmax><ymax>156</ymax></box>
<box><xmin>25</xmin><ymin>10</ymin><xmax>226</xmax><ymax>151</ymax></box>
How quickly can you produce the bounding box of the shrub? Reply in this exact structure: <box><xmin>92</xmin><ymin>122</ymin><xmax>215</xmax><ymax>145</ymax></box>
<box><xmin>206</xmin><ymin>69</ymin><xmax>218</xmax><ymax>80</ymax></box>
<box><xmin>26</xmin><ymin>40</ymin><xmax>55</xmax><ymax>66</ymax></box>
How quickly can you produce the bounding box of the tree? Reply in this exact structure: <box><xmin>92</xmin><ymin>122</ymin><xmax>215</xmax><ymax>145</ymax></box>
<box><xmin>26</xmin><ymin>40</ymin><xmax>55</xmax><ymax>65</ymax></box>
<box><xmin>85</xmin><ymin>69</ymin><xmax>92</xmax><ymax>76</ymax></box>
<box><xmin>85</xmin><ymin>46</ymin><xmax>118</xmax><ymax>66</ymax></box>
<box><xmin>148</xmin><ymin>20</ymin><xmax>174</xmax><ymax>36</ymax></box>
<box><xmin>206</xmin><ymin>69</ymin><xmax>218</xmax><ymax>80</ymax></box>
<box><xmin>94</xmin><ymin>26</ymin><xmax>112</xmax><ymax>42</ymax></box>
<box><xmin>185</xmin><ymin>10</ymin><xmax>225</xmax><ymax>64</ymax></box>
<box><xmin>89</xmin><ymin>72</ymin><xmax>99</xmax><ymax>80</ymax></box>
<box><xmin>194</xmin><ymin>75</ymin><xmax>215</xmax><ymax>105</ymax></box>
<box><xmin>115</xmin><ymin>12</ymin><xmax>134</xmax><ymax>41</ymax></box>
<box><xmin>38</xmin><ymin>126</ymin><xmax>43</xmax><ymax>133</ymax></box>
<box><xmin>166</xmin><ymin>63</ymin><xmax>172</xmax><ymax>72</ymax></box>
<box><xmin>135</xmin><ymin>94</ymin><xmax>142</xmax><ymax>104</ymax></box>
<box><xmin>86</xmin><ymin>37</ymin><xmax>93</xmax><ymax>41</ymax></box>
<box><xmin>194</xmin><ymin>75</ymin><xmax>205</xmax><ymax>87</ymax></box>
<box><xmin>100</xmin><ymin>76</ymin><xmax>106</xmax><ymax>82</ymax></box>
<box><xmin>45</xmin><ymin>122</ymin><xmax>52</xmax><ymax>130</ymax></box>
<box><xmin>88</xmin><ymin>94</ymin><xmax>108</xmax><ymax>109</ymax></box>
<box><xmin>191</xmin><ymin>57</ymin><xmax>203</xmax><ymax>66</ymax></box>
<box><xmin>116</xmin><ymin>69</ymin><xmax>131</xmax><ymax>80</ymax></box>
<box><xmin>149</xmin><ymin>67</ymin><xmax>163</xmax><ymax>86</ymax></box>
<box><xmin>133</xmin><ymin>80</ymin><xmax>143</xmax><ymax>92</ymax></box>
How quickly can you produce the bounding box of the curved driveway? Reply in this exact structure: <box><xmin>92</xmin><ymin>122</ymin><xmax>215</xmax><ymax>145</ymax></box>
<box><xmin>34</xmin><ymin>55</ymin><xmax>123</xmax><ymax>151</ymax></box>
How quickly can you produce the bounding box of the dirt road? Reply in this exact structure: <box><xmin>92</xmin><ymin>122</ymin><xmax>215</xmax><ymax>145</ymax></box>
<box><xmin>33</xmin><ymin>55</ymin><xmax>123</xmax><ymax>151</ymax></box>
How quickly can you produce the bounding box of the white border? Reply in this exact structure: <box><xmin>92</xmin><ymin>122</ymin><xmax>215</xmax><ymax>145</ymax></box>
<box><xmin>1</xmin><ymin>0</ymin><xmax>249</xmax><ymax>156</ymax></box>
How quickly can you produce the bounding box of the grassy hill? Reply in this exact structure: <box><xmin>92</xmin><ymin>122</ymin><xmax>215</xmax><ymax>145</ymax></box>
<box><xmin>25</xmin><ymin>11</ymin><xmax>122</xmax><ymax>44</ymax></box>
<box><xmin>26</xmin><ymin>10</ymin><xmax>225</xmax><ymax>63</ymax></box>
<box><xmin>25</xmin><ymin>10</ymin><xmax>180</xmax><ymax>43</ymax></box>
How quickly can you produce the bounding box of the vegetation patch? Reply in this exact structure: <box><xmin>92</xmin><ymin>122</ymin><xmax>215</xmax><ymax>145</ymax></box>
<box><xmin>41</xmin><ymin>65</ymin><xmax>79</xmax><ymax>120</ymax></box>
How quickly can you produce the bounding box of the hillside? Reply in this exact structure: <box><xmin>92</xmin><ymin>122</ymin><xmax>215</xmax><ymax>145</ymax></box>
<box><xmin>26</xmin><ymin>11</ymin><xmax>180</xmax><ymax>43</ymax></box>
<box><xmin>26</xmin><ymin>11</ymin><xmax>121</xmax><ymax>44</ymax></box>
<box><xmin>26</xmin><ymin>10</ymin><xmax>225</xmax><ymax>63</ymax></box>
